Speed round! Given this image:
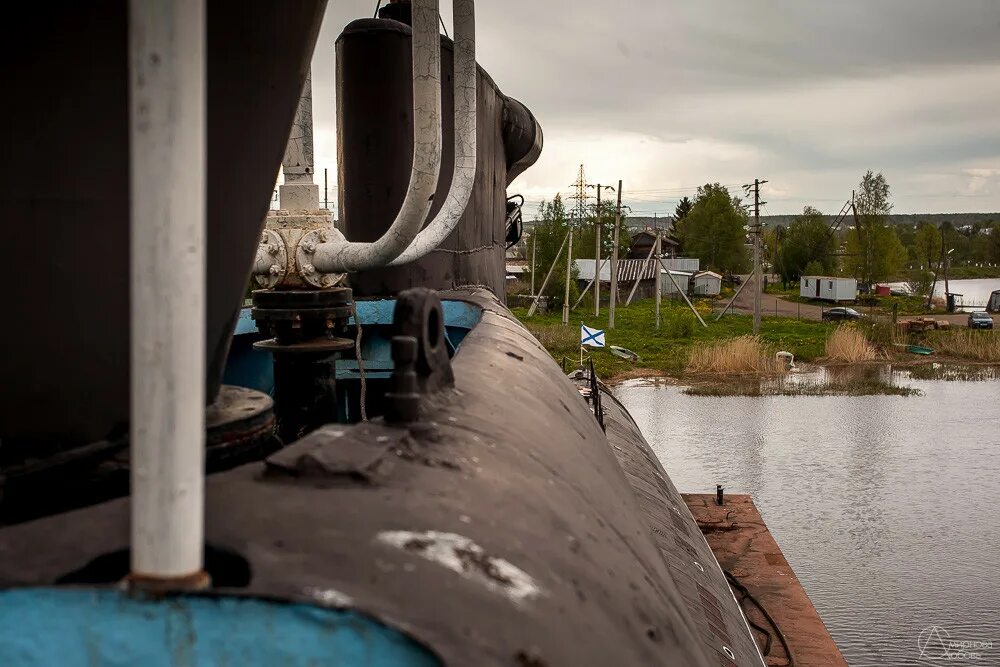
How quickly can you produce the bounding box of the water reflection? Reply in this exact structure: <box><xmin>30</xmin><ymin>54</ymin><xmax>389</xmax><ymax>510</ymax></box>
<box><xmin>616</xmin><ymin>371</ymin><xmax>1000</xmax><ymax>666</ymax></box>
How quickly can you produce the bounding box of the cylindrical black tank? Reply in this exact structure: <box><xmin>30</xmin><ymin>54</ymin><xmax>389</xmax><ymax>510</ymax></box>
<box><xmin>337</xmin><ymin>18</ymin><xmax>542</xmax><ymax>299</ymax></box>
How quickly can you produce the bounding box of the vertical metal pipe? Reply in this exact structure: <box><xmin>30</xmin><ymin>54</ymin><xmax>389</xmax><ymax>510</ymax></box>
<box><xmin>129</xmin><ymin>0</ymin><xmax>206</xmax><ymax>583</ymax></box>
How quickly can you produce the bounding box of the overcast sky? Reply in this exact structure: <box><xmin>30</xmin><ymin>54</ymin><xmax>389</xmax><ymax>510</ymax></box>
<box><xmin>309</xmin><ymin>1</ymin><xmax>1000</xmax><ymax>218</ymax></box>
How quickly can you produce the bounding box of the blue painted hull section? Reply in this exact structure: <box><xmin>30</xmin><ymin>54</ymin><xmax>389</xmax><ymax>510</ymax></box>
<box><xmin>223</xmin><ymin>301</ymin><xmax>482</xmax><ymax>392</ymax></box>
<box><xmin>0</xmin><ymin>589</ymin><xmax>437</xmax><ymax>666</ymax></box>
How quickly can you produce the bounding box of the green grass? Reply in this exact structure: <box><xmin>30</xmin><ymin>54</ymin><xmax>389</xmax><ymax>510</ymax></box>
<box><xmin>511</xmin><ymin>297</ymin><xmax>835</xmax><ymax>380</ymax></box>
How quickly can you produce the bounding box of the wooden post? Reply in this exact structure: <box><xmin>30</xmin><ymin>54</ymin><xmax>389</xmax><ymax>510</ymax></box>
<box><xmin>654</xmin><ymin>231</ymin><xmax>662</xmax><ymax>328</ymax></box>
<box><xmin>530</xmin><ymin>227</ymin><xmax>537</xmax><ymax>297</ymax></box>
<box><xmin>609</xmin><ymin>181</ymin><xmax>622</xmax><ymax>329</ymax></box>
<box><xmin>660</xmin><ymin>258</ymin><xmax>707</xmax><ymax>327</ymax></box>
<box><xmin>527</xmin><ymin>231</ymin><xmax>570</xmax><ymax>317</ymax></box>
<box><xmin>595</xmin><ymin>186</ymin><xmax>602</xmax><ymax>316</ymax></box>
<box><xmin>625</xmin><ymin>241</ymin><xmax>656</xmax><ymax>306</ymax></box>
<box><xmin>562</xmin><ymin>225</ymin><xmax>574</xmax><ymax>326</ymax></box>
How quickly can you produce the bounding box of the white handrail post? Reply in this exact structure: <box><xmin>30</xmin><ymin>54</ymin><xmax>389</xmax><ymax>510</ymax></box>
<box><xmin>129</xmin><ymin>0</ymin><xmax>208</xmax><ymax>587</ymax></box>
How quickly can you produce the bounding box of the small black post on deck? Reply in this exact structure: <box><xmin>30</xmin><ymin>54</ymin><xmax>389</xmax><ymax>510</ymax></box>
<box><xmin>716</xmin><ymin>484</ymin><xmax>725</xmax><ymax>506</ymax></box>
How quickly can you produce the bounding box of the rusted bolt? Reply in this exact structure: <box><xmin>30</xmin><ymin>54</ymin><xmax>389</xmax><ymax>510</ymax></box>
<box><xmin>269</xmin><ymin>264</ymin><xmax>282</xmax><ymax>276</ymax></box>
<box><xmin>267</xmin><ymin>244</ymin><xmax>279</xmax><ymax>256</ymax></box>
<box><xmin>319</xmin><ymin>232</ymin><xmax>328</xmax><ymax>243</ymax></box>
<box><xmin>304</xmin><ymin>242</ymin><xmax>317</xmax><ymax>254</ymax></box>
<box><xmin>302</xmin><ymin>264</ymin><xmax>316</xmax><ymax>275</ymax></box>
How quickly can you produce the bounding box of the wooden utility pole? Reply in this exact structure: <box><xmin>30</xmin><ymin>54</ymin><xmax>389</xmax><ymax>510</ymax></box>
<box><xmin>608</xmin><ymin>180</ymin><xmax>622</xmax><ymax>329</ymax></box>
<box><xmin>594</xmin><ymin>186</ymin><xmax>602</xmax><ymax>316</ymax></box>
<box><xmin>562</xmin><ymin>221</ymin><xmax>574</xmax><ymax>326</ymax></box>
<box><xmin>654</xmin><ymin>231</ymin><xmax>662</xmax><ymax>328</ymax></box>
<box><xmin>747</xmin><ymin>178</ymin><xmax>767</xmax><ymax>334</ymax></box>
<box><xmin>530</xmin><ymin>227</ymin><xmax>537</xmax><ymax>297</ymax></box>
<box><xmin>753</xmin><ymin>179</ymin><xmax>762</xmax><ymax>333</ymax></box>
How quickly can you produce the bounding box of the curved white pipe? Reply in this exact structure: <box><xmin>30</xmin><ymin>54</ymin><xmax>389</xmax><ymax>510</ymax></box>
<box><xmin>310</xmin><ymin>0</ymin><xmax>442</xmax><ymax>274</ymax></box>
<box><xmin>389</xmin><ymin>0</ymin><xmax>476</xmax><ymax>266</ymax></box>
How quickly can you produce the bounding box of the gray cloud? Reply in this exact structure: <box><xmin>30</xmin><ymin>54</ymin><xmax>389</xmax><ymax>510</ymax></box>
<box><xmin>309</xmin><ymin>1</ymin><xmax>1000</xmax><ymax>216</ymax></box>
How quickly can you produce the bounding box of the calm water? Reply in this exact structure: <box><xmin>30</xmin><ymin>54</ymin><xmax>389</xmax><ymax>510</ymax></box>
<box><xmin>616</xmin><ymin>371</ymin><xmax>1000</xmax><ymax>666</ymax></box>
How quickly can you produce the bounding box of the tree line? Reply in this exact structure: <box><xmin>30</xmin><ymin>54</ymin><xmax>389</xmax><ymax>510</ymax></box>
<box><xmin>522</xmin><ymin>170</ymin><xmax>1000</xmax><ymax>305</ymax></box>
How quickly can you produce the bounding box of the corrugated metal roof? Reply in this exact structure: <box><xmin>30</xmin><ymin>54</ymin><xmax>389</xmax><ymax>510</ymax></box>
<box><xmin>574</xmin><ymin>259</ymin><xmax>661</xmax><ymax>282</ymax></box>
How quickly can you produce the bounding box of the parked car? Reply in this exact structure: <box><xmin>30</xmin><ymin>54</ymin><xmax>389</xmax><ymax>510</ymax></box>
<box><xmin>822</xmin><ymin>307</ymin><xmax>862</xmax><ymax>322</ymax></box>
<box><xmin>968</xmin><ymin>311</ymin><xmax>994</xmax><ymax>329</ymax></box>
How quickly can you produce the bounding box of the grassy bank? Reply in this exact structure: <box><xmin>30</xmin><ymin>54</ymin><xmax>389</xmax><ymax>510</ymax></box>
<box><xmin>512</xmin><ymin>298</ymin><xmax>835</xmax><ymax>380</ymax></box>
<box><xmin>513</xmin><ymin>295</ymin><xmax>1000</xmax><ymax>386</ymax></box>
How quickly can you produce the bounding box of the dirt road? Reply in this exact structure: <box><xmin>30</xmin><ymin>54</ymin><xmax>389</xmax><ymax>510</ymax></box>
<box><xmin>721</xmin><ymin>281</ymin><xmax>997</xmax><ymax>328</ymax></box>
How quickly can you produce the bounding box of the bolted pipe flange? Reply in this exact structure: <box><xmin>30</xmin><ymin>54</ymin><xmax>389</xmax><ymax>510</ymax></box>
<box><xmin>254</xmin><ymin>229</ymin><xmax>288</xmax><ymax>289</ymax></box>
<box><xmin>297</xmin><ymin>228</ymin><xmax>346</xmax><ymax>289</ymax></box>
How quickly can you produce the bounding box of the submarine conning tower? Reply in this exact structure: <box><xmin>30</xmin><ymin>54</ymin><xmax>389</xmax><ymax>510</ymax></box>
<box><xmin>0</xmin><ymin>2</ymin><xmax>767</xmax><ymax>666</ymax></box>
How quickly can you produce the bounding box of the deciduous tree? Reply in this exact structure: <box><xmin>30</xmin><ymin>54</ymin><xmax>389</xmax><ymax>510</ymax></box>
<box><xmin>677</xmin><ymin>184</ymin><xmax>749</xmax><ymax>273</ymax></box>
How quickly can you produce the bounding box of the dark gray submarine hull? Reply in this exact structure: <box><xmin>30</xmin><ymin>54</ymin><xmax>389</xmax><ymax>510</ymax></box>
<box><xmin>0</xmin><ymin>288</ymin><xmax>760</xmax><ymax>667</ymax></box>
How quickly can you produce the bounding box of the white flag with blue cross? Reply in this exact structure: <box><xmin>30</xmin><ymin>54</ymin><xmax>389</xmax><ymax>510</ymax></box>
<box><xmin>581</xmin><ymin>324</ymin><xmax>605</xmax><ymax>348</ymax></box>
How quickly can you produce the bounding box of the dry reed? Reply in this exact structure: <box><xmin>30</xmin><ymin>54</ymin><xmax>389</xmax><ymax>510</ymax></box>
<box><xmin>926</xmin><ymin>329</ymin><xmax>1000</xmax><ymax>362</ymax></box>
<box><xmin>825</xmin><ymin>326</ymin><xmax>877</xmax><ymax>362</ymax></box>
<box><xmin>686</xmin><ymin>336</ymin><xmax>781</xmax><ymax>374</ymax></box>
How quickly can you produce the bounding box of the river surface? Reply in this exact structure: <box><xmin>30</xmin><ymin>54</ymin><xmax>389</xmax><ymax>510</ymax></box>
<box><xmin>616</xmin><ymin>370</ymin><xmax>1000</xmax><ymax>666</ymax></box>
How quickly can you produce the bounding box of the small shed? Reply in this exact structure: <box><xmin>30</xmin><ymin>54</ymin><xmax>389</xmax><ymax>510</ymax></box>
<box><xmin>692</xmin><ymin>271</ymin><xmax>722</xmax><ymax>296</ymax></box>
<box><xmin>800</xmin><ymin>276</ymin><xmax>857</xmax><ymax>302</ymax></box>
<box><xmin>661</xmin><ymin>269</ymin><xmax>692</xmax><ymax>296</ymax></box>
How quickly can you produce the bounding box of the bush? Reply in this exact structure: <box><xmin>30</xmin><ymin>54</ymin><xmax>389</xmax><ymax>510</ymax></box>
<box><xmin>666</xmin><ymin>313</ymin><xmax>696</xmax><ymax>339</ymax></box>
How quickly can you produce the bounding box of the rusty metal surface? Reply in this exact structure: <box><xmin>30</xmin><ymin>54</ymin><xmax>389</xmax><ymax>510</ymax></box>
<box><xmin>0</xmin><ymin>290</ymin><xmax>742</xmax><ymax>667</ymax></box>
<box><xmin>588</xmin><ymin>381</ymin><xmax>766</xmax><ymax>667</ymax></box>
<box><xmin>683</xmin><ymin>494</ymin><xmax>848</xmax><ymax>667</ymax></box>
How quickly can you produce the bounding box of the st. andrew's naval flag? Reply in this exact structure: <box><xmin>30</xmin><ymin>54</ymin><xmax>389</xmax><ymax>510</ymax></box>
<box><xmin>580</xmin><ymin>324</ymin><xmax>606</xmax><ymax>348</ymax></box>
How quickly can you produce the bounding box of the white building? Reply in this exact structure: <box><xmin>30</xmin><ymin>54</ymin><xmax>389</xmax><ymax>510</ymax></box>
<box><xmin>800</xmin><ymin>276</ymin><xmax>857</xmax><ymax>302</ymax></box>
<box><xmin>692</xmin><ymin>271</ymin><xmax>722</xmax><ymax>296</ymax></box>
<box><xmin>661</xmin><ymin>269</ymin><xmax>692</xmax><ymax>296</ymax></box>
